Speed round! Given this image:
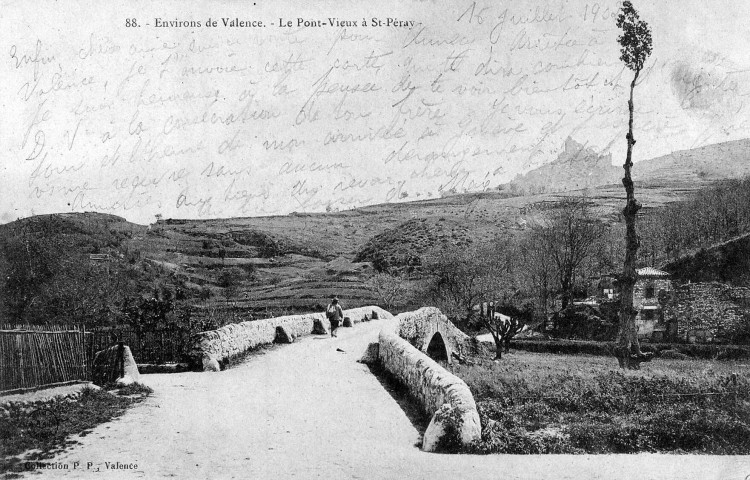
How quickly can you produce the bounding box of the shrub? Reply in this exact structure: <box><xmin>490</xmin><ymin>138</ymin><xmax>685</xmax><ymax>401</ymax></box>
<box><xmin>551</xmin><ymin>305</ymin><xmax>618</xmax><ymax>341</ymax></box>
<box><xmin>432</xmin><ymin>404</ymin><xmax>464</xmax><ymax>453</ymax></box>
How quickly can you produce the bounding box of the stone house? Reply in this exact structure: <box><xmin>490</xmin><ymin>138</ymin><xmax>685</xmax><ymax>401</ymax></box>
<box><xmin>631</xmin><ymin>267</ymin><xmax>673</xmax><ymax>341</ymax></box>
<box><xmin>596</xmin><ymin>275</ymin><xmax>617</xmax><ymax>300</ymax></box>
<box><xmin>597</xmin><ymin>268</ymin><xmax>673</xmax><ymax>341</ymax></box>
<box><xmin>663</xmin><ymin>282</ymin><xmax>750</xmax><ymax>343</ymax></box>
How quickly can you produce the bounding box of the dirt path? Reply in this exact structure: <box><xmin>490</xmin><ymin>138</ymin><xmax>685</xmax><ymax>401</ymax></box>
<box><xmin>23</xmin><ymin>320</ymin><xmax>750</xmax><ymax>479</ymax></box>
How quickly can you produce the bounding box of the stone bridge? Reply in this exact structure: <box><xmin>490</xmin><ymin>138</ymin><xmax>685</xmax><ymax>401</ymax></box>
<box><xmin>395</xmin><ymin>307</ymin><xmax>477</xmax><ymax>363</ymax></box>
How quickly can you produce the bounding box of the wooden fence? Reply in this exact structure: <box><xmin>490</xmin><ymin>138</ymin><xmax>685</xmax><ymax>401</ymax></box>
<box><xmin>86</xmin><ymin>328</ymin><xmax>190</xmax><ymax>365</ymax></box>
<box><xmin>0</xmin><ymin>328</ymin><xmax>89</xmax><ymax>393</ymax></box>
<box><xmin>1</xmin><ymin>325</ymin><xmax>191</xmax><ymax>393</ymax></box>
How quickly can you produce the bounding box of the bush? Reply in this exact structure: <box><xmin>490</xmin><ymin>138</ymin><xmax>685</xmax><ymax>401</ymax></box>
<box><xmin>432</xmin><ymin>404</ymin><xmax>464</xmax><ymax>453</ymax></box>
<box><xmin>551</xmin><ymin>305</ymin><xmax>618</xmax><ymax>341</ymax></box>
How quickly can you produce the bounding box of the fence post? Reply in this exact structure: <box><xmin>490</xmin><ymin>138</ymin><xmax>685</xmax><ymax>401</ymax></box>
<box><xmin>81</xmin><ymin>325</ymin><xmax>86</xmax><ymax>381</ymax></box>
<box><xmin>118</xmin><ymin>341</ymin><xmax>125</xmax><ymax>379</ymax></box>
<box><xmin>16</xmin><ymin>336</ymin><xmax>25</xmax><ymax>388</ymax></box>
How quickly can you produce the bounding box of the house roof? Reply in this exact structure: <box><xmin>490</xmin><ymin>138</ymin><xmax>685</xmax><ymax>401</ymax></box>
<box><xmin>637</xmin><ymin>267</ymin><xmax>670</xmax><ymax>277</ymax></box>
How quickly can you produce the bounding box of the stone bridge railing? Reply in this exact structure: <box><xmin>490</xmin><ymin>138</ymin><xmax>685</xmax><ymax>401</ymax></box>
<box><xmin>187</xmin><ymin>306</ymin><xmax>392</xmax><ymax>370</ymax></box>
<box><xmin>376</xmin><ymin>308</ymin><xmax>481</xmax><ymax>451</ymax></box>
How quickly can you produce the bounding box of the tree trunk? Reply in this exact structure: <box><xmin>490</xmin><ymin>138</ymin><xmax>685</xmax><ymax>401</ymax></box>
<box><xmin>494</xmin><ymin>343</ymin><xmax>503</xmax><ymax>359</ymax></box>
<box><xmin>492</xmin><ymin>333</ymin><xmax>503</xmax><ymax>360</ymax></box>
<box><xmin>616</xmin><ymin>69</ymin><xmax>643</xmax><ymax>369</ymax></box>
<box><xmin>560</xmin><ymin>277</ymin><xmax>570</xmax><ymax>310</ymax></box>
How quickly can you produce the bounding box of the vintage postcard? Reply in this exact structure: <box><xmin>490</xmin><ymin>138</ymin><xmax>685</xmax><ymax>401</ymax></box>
<box><xmin>2</xmin><ymin>0</ymin><xmax>750</xmax><ymax>478</ymax></box>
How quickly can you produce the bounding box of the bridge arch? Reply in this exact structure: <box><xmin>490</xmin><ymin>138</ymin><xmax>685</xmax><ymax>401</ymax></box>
<box><xmin>425</xmin><ymin>331</ymin><xmax>450</xmax><ymax>363</ymax></box>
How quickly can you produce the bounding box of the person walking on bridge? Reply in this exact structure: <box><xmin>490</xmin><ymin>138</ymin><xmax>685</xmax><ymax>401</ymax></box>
<box><xmin>326</xmin><ymin>297</ymin><xmax>344</xmax><ymax>337</ymax></box>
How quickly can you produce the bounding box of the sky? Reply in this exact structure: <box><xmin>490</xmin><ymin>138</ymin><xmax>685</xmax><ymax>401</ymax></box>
<box><xmin>2</xmin><ymin>0</ymin><xmax>750</xmax><ymax>224</ymax></box>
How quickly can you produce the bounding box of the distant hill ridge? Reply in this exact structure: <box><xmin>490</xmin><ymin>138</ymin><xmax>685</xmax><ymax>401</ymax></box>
<box><xmin>508</xmin><ymin>137</ymin><xmax>619</xmax><ymax>195</ymax></box>
<box><xmin>507</xmin><ymin>137</ymin><xmax>750</xmax><ymax>195</ymax></box>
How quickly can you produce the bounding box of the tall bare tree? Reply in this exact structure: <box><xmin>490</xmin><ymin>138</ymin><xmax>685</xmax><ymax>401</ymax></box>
<box><xmin>539</xmin><ymin>197</ymin><xmax>605</xmax><ymax>310</ymax></box>
<box><xmin>615</xmin><ymin>1</ymin><xmax>653</xmax><ymax>369</ymax></box>
<box><xmin>519</xmin><ymin>233</ymin><xmax>555</xmax><ymax>326</ymax></box>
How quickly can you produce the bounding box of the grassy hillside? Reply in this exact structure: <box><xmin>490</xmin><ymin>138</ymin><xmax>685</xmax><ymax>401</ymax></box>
<box><xmin>354</xmin><ymin>217</ymin><xmax>473</xmax><ymax>272</ymax></box>
<box><xmin>0</xmin><ymin>185</ymin><xmax>718</xmax><ymax>325</ymax></box>
<box><xmin>3</xmin><ymin>138</ymin><xmax>750</xmax><ymax>325</ymax></box>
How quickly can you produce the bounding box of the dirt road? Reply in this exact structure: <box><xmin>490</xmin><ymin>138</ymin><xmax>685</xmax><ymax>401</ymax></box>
<box><xmin>26</xmin><ymin>320</ymin><xmax>750</xmax><ymax>479</ymax></box>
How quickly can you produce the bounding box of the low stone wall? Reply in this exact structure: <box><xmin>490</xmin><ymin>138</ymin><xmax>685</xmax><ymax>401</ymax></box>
<box><xmin>187</xmin><ymin>306</ymin><xmax>391</xmax><ymax>370</ymax></box>
<box><xmin>378</xmin><ymin>327</ymin><xmax>481</xmax><ymax>451</ymax></box>
<box><xmin>664</xmin><ymin>282</ymin><xmax>750</xmax><ymax>343</ymax></box>
<box><xmin>0</xmin><ymin>383</ymin><xmax>97</xmax><ymax>417</ymax></box>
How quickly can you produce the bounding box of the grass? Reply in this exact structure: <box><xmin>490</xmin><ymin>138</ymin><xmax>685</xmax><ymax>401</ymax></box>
<box><xmin>0</xmin><ymin>384</ymin><xmax>152</xmax><ymax>476</ymax></box>
<box><xmin>507</xmin><ymin>338</ymin><xmax>750</xmax><ymax>360</ymax></box>
<box><xmin>448</xmin><ymin>351</ymin><xmax>750</xmax><ymax>454</ymax></box>
<box><xmin>103</xmin><ymin>382</ymin><xmax>155</xmax><ymax>396</ymax></box>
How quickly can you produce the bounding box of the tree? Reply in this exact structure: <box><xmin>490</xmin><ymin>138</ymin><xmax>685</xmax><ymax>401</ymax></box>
<box><xmin>122</xmin><ymin>285</ymin><xmax>175</xmax><ymax>332</ymax></box>
<box><xmin>538</xmin><ymin>197</ymin><xmax>605</xmax><ymax>310</ymax></box>
<box><xmin>217</xmin><ymin>267</ymin><xmax>245</xmax><ymax>303</ymax></box>
<box><xmin>422</xmin><ymin>244</ymin><xmax>497</xmax><ymax>323</ymax></box>
<box><xmin>615</xmin><ymin>1</ymin><xmax>653</xmax><ymax>369</ymax></box>
<box><xmin>2</xmin><ymin>228</ymin><xmax>61</xmax><ymax>320</ymax></box>
<box><xmin>367</xmin><ymin>272</ymin><xmax>412</xmax><ymax>312</ymax></box>
<box><xmin>476</xmin><ymin>302</ymin><xmax>528</xmax><ymax>360</ymax></box>
<box><xmin>518</xmin><ymin>232</ymin><xmax>555</xmax><ymax>327</ymax></box>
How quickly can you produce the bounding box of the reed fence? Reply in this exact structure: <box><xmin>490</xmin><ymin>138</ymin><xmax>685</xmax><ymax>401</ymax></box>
<box><xmin>86</xmin><ymin>328</ymin><xmax>190</xmax><ymax>365</ymax></box>
<box><xmin>1</xmin><ymin>324</ymin><xmax>191</xmax><ymax>393</ymax></box>
<box><xmin>0</xmin><ymin>328</ymin><xmax>89</xmax><ymax>393</ymax></box>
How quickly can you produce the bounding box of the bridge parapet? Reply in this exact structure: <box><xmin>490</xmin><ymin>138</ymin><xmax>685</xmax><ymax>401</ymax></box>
<box><xmin>378</xmin><ymin>326</ymin><xmax>481</xmax><ymax>451</ymax></box>
<box><xmin>187</xmin><ymin>306</ymin><xmax>392</xmax><ymax>370</ymax></box>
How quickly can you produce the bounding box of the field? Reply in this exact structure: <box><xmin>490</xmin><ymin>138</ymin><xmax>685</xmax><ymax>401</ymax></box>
<box><xmin>448</xmin><ymin>351</ymin><xmax>750</xmax><ymax>454</ymax></box>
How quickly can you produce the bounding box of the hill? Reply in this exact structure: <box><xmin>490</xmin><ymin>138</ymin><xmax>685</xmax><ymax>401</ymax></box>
<box><xmin>506</xmin><ymin>137</ymin><xmax>750</xmax><ymax>195</ymax></box>
<box><xmin>0</xmin><ymin>213</ymin><xmax>150</xmax><ymax>325</ymax></box>
<box><xmin>0</xmin><ymin>183</ymin><xmax>717</xmax><ymax>323</ymax></box>
<box><xmin>3</xmin><ymin>137</ymin><xmax>750</xmax><ymax>324</ymax></box>
<box><xmin>663</xmin><ymin>233</ymin><xmax>750</xmax><ymax>285</ymax></box>
<box><xmin>353</xmin><ymin>217</ymin><xmax>473</xmax><ymax>272</ymax></box>
<box><xmin>507</xmin><ymin>137</ymin><xmax>620</xmax><ymax>195</ymax></box>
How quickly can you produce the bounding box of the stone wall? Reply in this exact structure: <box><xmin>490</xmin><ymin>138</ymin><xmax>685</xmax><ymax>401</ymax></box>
<box><xmin>378</xmin><ymin>327</ymin><xmax>481</xmax><ymax>451</ymax></box>
<box><xmin>395</xmin><ymin>307</ymin><xmax>476</xmax><ymax>361</ymax></box>
<box><xmin>187</xmin><ymin>306</ymin><xmax>392</xmax><ymax>370</ymax></box>
<box><xmin>0</xmin><ymin>383</ymin><xmax>98</xmax><ymax>418</ymax></box>
<box><xmin>664</xmin><ymin>282</ymin><xmax>750</xmax><ymax>343</ymax></box>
